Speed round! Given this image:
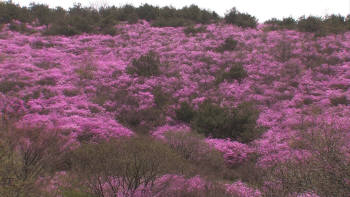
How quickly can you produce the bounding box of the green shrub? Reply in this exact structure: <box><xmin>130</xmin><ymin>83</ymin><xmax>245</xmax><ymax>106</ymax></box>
<box><xmin>264</xmin><ymin>17</ymin><xmax>297</xmax><ymax>30</ymax></box>
<box><xmin>152</xmin><ymin>17</ymin><xmax>190</xmax><ymax>27</ymax></box>
<box><xmin>75</xmin><ymin>63</ymin><xmax>96</xmax><ymax>80</ymax></box>
<box><xmin>0</xmin><ymin>1</ymin><xmax>30</xmax><ymax>24</ymax></box>
<box><xmin>69</xmin><ymin>137</ymin><xmax>186</xmax><ymax>196</ymax></box>
<box><xmin>63</xmin><ymin>89</ymin><xmax>80</xmax><ymax>97</ymax></box>
<box><xmin>330</xmin><ymin>95</ymin><xmax>349</xmax><ymax>106</ymax></box>
<box><xmin>216</xmin><ymin>38</ymin><xmax>238</xmax><ymax>52</ymax></box>
<box><xmin>29</xmin><ymin>3</ymin><xmax>53</xmax><ymax>27</ymax></box>
<box><xmin>224</xmin><ymin>7</ymin><xmax>257</xmax><ymax>28</ymax></box>
<box><xmin>117</xmin><ymin>4</ymin><xmax>136</xmax><ymax>21</ymax></box>
<box><xmin>324</xmin><ymin>14</ymin><xmax>347</xmax><ymax>34</ymax></box>
<box><xmin>8</xmin><ymin>22</ymin><xmax>34</xmax><ymax>34</ymax></box>
<box><xmin>164</xmin><ymin>131</ymin><xmax>226</xmax><ymax>178</ymax></box>
<box><xmin>158</xmin><ymin>6</ymin><xmax>179</xmax><ymax>18</ymax></box>
<box><xmin>175</xmin><ymin>102</ymin><xmax>196</xmax><ymax>123</ymax></box>
<box><xmin>183</xmin><ymin>25</ymin><xmax>207</xmax><ymax>36</ymax></box>
<box><xmin>297</xmin><ymin>16</ymin><xmax>324</xmax><ymax>35</ymax></box>
<box><xmin>100</xmin><ymin>25</ymin><xmax>117</xmax><ymax>36</ymax></box>
<box><xmin>153</xmin><ymin>87</ymin><xmax>172</xmax><ymax>109</ymax></box>
<box><xmin>44</xmin><ymin>20</ymin><xmax>80</xmax><ymax>36</ymax></box>
<box><xmin>126</xmin><ymin>51</ymin><xmax>161</xmax><ymax>77</ymax></box>
<box><xmin>0</xmin><ymin>80</ymin><xmax>29</xmax><ymax>93</ymax></box>
<box><xmin>136</xmin><ymin>3</ymin><xmax>159</xmax><ymax>21</ymax></box>
<box><xmin>98</xmin><ymin>16</ymin><xmax>118</xmax><ymax>36</ymax></box>
<box><xmin>232</xmin><ymin>101</ymin><xmax>262</xmax><ymax>143</ymax></box>
<box><xmin>216</xmin><ymin>62</ymin><xmax>248</xmax><ymax>84</ymax></box>
<box><xmin>191</xmin><ymin>101</ymin><xmax>261</xmax><ymax>142</ymax></box>
<box><xmin>180</xmin><ymin>5</ymin><xmax>218</xmax><ymax>24</ymax></box>
<box><xmin>117</xmin><ymin>107</ymin><xmax>165</xmax><ymax>134</ymax></box>
<box><xmin>113</xmin><ymin>89</ymin><xmax>166</xmax><ymax>134</ymax></box>
<box><xmin>36</xmin><ymin>77</ymin><xmax>57</xmax><ymax>86</ymax></box>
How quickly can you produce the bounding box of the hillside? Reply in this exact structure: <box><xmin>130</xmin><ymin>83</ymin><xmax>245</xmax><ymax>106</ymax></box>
<box><xmin>1</xmin><ymin>4</ymin><xmax>350</xmax><ymax>197</ymax></box>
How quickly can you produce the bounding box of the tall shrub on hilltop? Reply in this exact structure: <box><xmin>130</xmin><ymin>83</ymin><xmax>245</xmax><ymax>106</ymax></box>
<box><xmin>136</xmin><ymin>3</ymin><xmax>159</xmax><ymax>21</ymax></box>
<box><xmin>29</xmin><ymin>3</ymin><xmax>53</xmax><ymax>28</ymax></box>
<box><xmin>297</xmin><ymin>16</ymin><xmax>324</xmax><ymax>35</ymax></box>
<box><xmin>0</xmin><ymin>1</ymin><xmax>30</xmax><ymax>23</ymax></box>
<box><xmin>224</xmin><ymin>7</ymin><xmax>257</xmax><ymax>28</ymax></box>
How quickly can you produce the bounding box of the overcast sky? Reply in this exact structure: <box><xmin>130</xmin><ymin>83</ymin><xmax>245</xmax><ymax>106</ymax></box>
<box><xmin>9</xmin><ymin>0</ymin><xmax>350</xmax><ymax>22</ymax></box>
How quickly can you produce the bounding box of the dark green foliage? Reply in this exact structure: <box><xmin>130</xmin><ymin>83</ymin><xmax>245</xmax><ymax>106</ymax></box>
<box><xmin>216</xmin><ymin>38</ymin><xmax>238</xmax><ymax>52</ymax></box>
<box><xmin>63</xmin><ymin>89</ymin><xmax>80</xmax><ymax>97</ymax></box>
<box><xmin>44</xmin><ymin>4</ymin><xmax>101</xmax><ymax>36</ymax></box>
<box><xmin>264</xmin><ymin>15</ymin><xmax>350</xmax><ymax>35</ymax></box>
<box><xmin>29</xmin><ymin>3</ymin><xmax>53</xmax><ymax>27</ymax></box>
<box><xmin>152</xmin><ymin>17</ymin><xmax>190</xmax><ymax>27</ymax></box>
<box><xmin>8</xmin><ymin>21</ymin><xmax>34</xmax><ymax>34</ymax></box>
<box><xmin>0</xmin><ymin>1</ymin><xmax>30</xmax><ymax>23</ymax></box>
<box><xmin>330</xmin><ymin>95</ymin><xmax>349</xmax><ymax>106</ymax></box>
<box><xmin>118</xmin><ymin>107</ymin><xmax>165</xmax><ymax>134</ymax></box>
<box><xmin>175</xmin><ymin>102</ymin><xmax>196</xmax><ymax>123</ymax></box>
<box><xmin>37</xmin><ymin>77</ymin><xmax>56</xmax><ymax>86</ymax></box>
<box><xmin>224</xmin><ymin>7</ymin><xmax>257</xmax><ymax>28</ymax></box>
<box><xmin>180</xmin><ymin>5</ymin><xmax>218</xmax><ymax>24</ymax></box>
<box><xmin>231</xmin><ymin>102</ymin><xmax>262</xmax><ymax>143</ymax></box>
<box><xmin>191</xmin><ymin>101</ymin><xmax>261</xmax><ymax>142</ymax></box>
<box><xmin>113</xmin><ymin>89</ymin><xmax>166</xmax><ymax>134</ymax></box>
<box><xmin>264</xmin><ymin>17</ymin><xmax>297</xmax><ymax>30</ymax></box>
<box><xmin>297</xmin><ymin>16</ymin><xmax>324</xmax><ymax>34</ymax></box>
<box><xmin>153</xmin><ymin>87</ymin><xmax>172</xmax><ymax>109</ymax></box>
<box><xmin>44</xmin><ymin>20</ymin><xmax>79</xmax><ymax>36</ymax></box>
<box><xmin>183</xmin><ymin>25</ymin><xmax>207</xmax><ymax>36</ymax></box>
<box><xmin>324</xmin><ymin>14</ymin><xmax>348</xmax><ymax>34</ymax></box>
<box><xmin>216</xmin><ymin>62</ymin><xmax>248</xmax><ymax>84</ymax></box>
<box><xmin>303</xmin><ymin>97</ymin><xmax>314</xmax><ymax>105</ymax></box>
<box><xmin>126</xmin><ymin>51</ymin><xmax>161</xmax><ymax>77</ymax></box>
<box><xmin>152</xmin><ymin>5</ymin><xmax>218</xmax><ymax>27</ymax></box>
<box><xmin>117</xmin><ymin>4</ymin><xmax>136</xmax><ymax>21</ymax></box>
<box><xmin>2</xmin><ymin>1</ymin><xmax>350</xmax><ymax>36</ymax></box>
<box><xmin>0</xmin><ymin>80</ymin><xmax>29</xmax><ymax>93</ymax></box>
<box><xmin>191</xmin><ymin>101</ymin><xmax>231</xmax><ymax>139</ymax></box>
<box><xmin>136</xmin><ymin>4</ymin><xmax>159</xmax><ymax>21</ymax></box>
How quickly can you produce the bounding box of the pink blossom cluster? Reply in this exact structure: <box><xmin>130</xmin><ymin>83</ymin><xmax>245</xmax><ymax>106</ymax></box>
<box><xmin>226</xmin><ymin>181</ymin><xmax>262</xmax><ymax>197</ymax></box>
<box><xmin>206</xmin><ymin>138</ymin><xmax>253</xmax><ymax>165</ymax></box>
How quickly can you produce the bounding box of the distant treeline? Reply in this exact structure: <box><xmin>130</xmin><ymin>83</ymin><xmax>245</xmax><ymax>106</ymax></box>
<box><xmin>1</xmin><ymin>1</ymin><xmax>350</xmax><ymax>36</ymax></box>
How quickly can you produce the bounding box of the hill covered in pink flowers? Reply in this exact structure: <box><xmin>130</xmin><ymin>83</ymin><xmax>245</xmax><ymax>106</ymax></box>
<box><xmin>1</xmin><ymin>5</ymin><xmax>350</xmax><ymax>196</ymax></box>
